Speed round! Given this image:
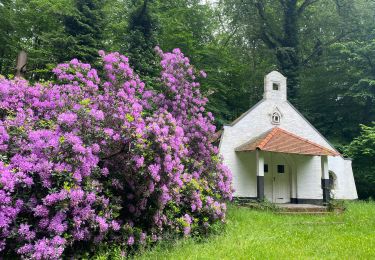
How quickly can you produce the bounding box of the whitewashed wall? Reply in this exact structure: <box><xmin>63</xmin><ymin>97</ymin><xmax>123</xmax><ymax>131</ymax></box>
<box><xmin>219</xmin><ymin>71</ymin><xmax>358</xmax><ymax>200</ymax></box>
<box><xmin>295</xmin><ymin>156</ymin><xmax>322</xmax><ymax>199</ymax></box>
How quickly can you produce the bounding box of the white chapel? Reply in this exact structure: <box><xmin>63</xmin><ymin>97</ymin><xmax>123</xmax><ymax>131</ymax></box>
<box><xmin>219</xmin><ymin>71</ymin><xmax>358</xmax><ymax>204</ymax></box>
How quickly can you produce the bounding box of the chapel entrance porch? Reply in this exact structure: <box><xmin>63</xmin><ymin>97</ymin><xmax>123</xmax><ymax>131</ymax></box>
<box><xmin>235</xmin><ymin>127</ymin><xmax>339</xmax><ymax>204</ymax></box>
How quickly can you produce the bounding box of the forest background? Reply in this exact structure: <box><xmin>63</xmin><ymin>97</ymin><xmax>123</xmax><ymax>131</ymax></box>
<box><xmin>1</xmin><ymin>0</ymin><xmax>374</xmax><ymax>198</ymax></box>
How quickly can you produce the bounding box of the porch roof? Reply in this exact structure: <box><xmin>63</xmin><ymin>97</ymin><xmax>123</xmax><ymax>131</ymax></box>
<box><xmin>235</xmin><ymin>127</ymin><xmax>339</xmax><ymax>156</ymax></box>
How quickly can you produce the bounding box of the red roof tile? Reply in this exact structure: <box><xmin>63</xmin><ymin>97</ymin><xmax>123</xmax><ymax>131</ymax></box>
<box><xmin>235</xmin><ymin>127</ymin><xmax>339</xmax><ymax>156</ymax></box>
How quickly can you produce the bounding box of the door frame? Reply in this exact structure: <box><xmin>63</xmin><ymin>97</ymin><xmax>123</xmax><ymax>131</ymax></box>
<box><xmin>269</xmin><ymin>153</ymin><xmax>292</xmax><ymax>203</ymax></box>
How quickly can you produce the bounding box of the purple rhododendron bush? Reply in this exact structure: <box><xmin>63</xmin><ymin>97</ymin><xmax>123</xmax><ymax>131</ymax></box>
<box><xmin>0</xmin><ymin>48</ymin><xmax>232</xmax><ymax>259</ymax></box>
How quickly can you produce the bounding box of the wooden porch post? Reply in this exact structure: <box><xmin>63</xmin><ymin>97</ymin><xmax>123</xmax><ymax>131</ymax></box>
<box><xmin>256</xmin><ymin>149</ymin><xmax>265</xmax><ymax>200</ymax></box>
<box><xmin>321</xmin><ymin>155</ymin><xmax>330</xmax><ymax>203</ymax></box>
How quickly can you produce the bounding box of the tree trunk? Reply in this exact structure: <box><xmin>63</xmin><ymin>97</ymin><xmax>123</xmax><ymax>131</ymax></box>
<box><xmin>278</xmin><ymin>0</ymin><xmax>300</xmax><ymax>102</ymax></box>
<box><xmin>255</xmin><ymin>0</ymin><xmax>301</xmax><ymax>102</ymax></box>
<box><xmin>275</xmin><ymin>47</ymin><xmax>299</xmax><ymax>101</ymax></box>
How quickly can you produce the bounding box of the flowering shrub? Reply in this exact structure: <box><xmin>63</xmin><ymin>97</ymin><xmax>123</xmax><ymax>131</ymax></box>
<box><xmin>0</xmin><ymin>48</ymin><xmax>232</xmax><ymax>258</ymax></box>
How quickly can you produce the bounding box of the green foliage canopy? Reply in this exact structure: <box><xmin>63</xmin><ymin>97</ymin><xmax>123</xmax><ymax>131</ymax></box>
<box><xmin>346</xmin><ymin>123</ymin><xmax>375</xmax><ymax>199</ymax></box>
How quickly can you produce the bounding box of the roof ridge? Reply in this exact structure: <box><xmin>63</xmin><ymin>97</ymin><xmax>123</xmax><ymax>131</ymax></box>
<box><xmin>229</xmin><ymin>99</ymin><xmax>265</xmax><ymax>126</ymax></box>
<box><xmin>286</xmin><ymin>101</ymin><xmax>341</xmax><ymax>156</ymax></box>
<box><xmin>257</xmin><ymin>127</ymin><xmax>279</xmax><ymax>149</ymax></box>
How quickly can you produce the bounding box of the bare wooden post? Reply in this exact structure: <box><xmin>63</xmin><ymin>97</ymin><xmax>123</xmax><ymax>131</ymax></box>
<box><xmin>15</xmin><ymin>50</ymin><xmax>27</xmax><ymax>78</ymax></box>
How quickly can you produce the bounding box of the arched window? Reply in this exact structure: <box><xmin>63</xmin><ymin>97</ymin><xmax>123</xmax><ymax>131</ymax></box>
<box><xmin>270</xmin><ymin>107</ymin><xmax>282</xmax><ymax>125</ymax></box>
<box><xmin>272</xmin><ymin>112</ymin><xmax>281</xmax><ymax>124</ymax></box>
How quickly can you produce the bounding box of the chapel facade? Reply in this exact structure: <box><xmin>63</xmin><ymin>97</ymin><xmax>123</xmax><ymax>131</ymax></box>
<box><xmin>219</xmin><ymin>71</ymin><xmax>358</xmax><ymax>204</ymax></box>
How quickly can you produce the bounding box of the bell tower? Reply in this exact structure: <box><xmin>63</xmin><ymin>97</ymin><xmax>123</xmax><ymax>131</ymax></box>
<box><xmin>263</xmin><ymin>71</ymin><xmax>287</xmax><ymax>101</ymax></box>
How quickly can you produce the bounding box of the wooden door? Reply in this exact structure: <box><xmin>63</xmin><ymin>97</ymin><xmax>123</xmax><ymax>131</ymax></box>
<box><xmin>272</xmin><ymin>156</ymin><xmax>291</xmax><ymax>203</ymax></box>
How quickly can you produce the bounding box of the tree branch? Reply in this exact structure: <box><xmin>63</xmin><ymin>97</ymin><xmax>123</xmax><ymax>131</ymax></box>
<box><xmin>298</xmin><ymin>0</ymin><xmax>319</xmax><ymax>16</ymax></box>
<box><xmin>216</xmin><ymin>2</ymin><xmax>240</xmax><ymax>47</ymax></box>
<box><xmin>302</xmin><ymin>29</ymin><xmax>355</xmax><ymax>65</ymax></box>
<box><xmin>100</xmin><ymin>144</ymin><xmax>129</xmax><ymax>161</ymax></box>
<box><xmin>100</xmin><ymin>149</ymin><xmax>123</xmax><ymax>161</ymax></box>
<box><xmin>254</xmin><ymin>0</ymin><xmax>282</xmax><ymax>48</ymax></box>
<box><xmin>363</xmin><ymin>54</ymin><xmax>375</xmax><ymax>72</ymax></box>
<box><xmin>223</xmin><ymin>25</ymin><xmax>239</xmax><ymax>46</ymax></box>
<box><xmin>279</xmin><ymin>0</ymin><xmax>287</xmax><ymax>9</ymax></box>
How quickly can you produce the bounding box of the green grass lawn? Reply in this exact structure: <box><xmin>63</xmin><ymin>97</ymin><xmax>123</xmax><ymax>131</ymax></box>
<box><xmin>100</xmin><ymin>201</ymin><xmax>375</xmax><ymax>259</ymax></box>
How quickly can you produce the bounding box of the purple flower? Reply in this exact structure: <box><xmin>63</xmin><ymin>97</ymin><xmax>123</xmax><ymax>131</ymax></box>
<box><xmin>127</xmin><ymin>236</ymin><xmax>134</xmax><ymax>246</ymax></box>
<box><xmin>200</xmin><ymin>70</ymin><xmax>207</xmax><ymax>78</ymax></box>
<box><xmin>111</xmin><ymin>220</ymin><xmax>121</xmax><ymax>231</ymax></box>
<box><xmin>18</xmin><ymin>224</ymin><xmax>36</xmax><ymax>240</ymax></box>
<box><xmin>70</xmin><ymin>188</ymin><xmax>84</xmax><ymax>204</ymax></box>
<box><xmin>148</xmin><ymin>164</ymin><xmax>160</xmax><ymax>182</ymax></box>
<box><xmin>134</xmin><ymin>156</ymin><xmax>144</xmax><ymax>168</ymax></box>
<box><xmin>33</xmin><ymin>205</ymin><xmax>49</xmax><ymax>217</ymax></box>
<box><xmin>91</xmin><ymin>143</ymin><xmax>100</xmax><ymax>153</ymax></box>
<box><xmin>86</xmin><ymin>192</ymin><xmax>96</xmax><ymax>204</ymax></box>
<box><xmin>96</xmin><ymin>216</ymin><xmax>109</xmax><ymax>233</ymax></box>
<box><xmin>183</xmin><ymin>226</ymin><xmax>191</xmax><ymax>235</ymax></box>
<box><xmin>48</xmin><ymin>212</ymin><xmax>67</xmax><ymax>234</ymax></box>
<box><xmin>0</xmin><ymin>48</ymin><xmax>233</xmax><ymax>258</ymax></box>
<box><xmin>101</xmin><ymin>167</ymin><xmax>109</xmax><ymax>176</ymax></box>
<box><xmin>90</xmin><ymin>109</ymin><xmax>105</xmax><ymax>121</ymax></box>
<box><xmin>0</xmin><ymin>125</ymin><xmax>9</xmax><ymax>151</ymax></box>
<box><xmin>104</xmin><ymin>128</ymin><xmax>114</xmax><ymax>136</ymax></box>
<box><xmin>58</xmin><ymin>112</ymin><xmax>77</xmax><ymax>126</ymax></box>
<box><xmin>140</xmin><ymin>232</ymin><xmax>146</xmax><ymax>244</ymax></box>
<box><xmin>184</xmin><ymin>214</ymin><xmax>192</xmax><ymax>225</ymax></box>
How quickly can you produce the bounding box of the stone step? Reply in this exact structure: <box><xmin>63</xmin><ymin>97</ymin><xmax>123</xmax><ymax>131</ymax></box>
<box><xmin>278</xmin><ymin>211</ymin><xmax>330</xmax><ymax>215</ymax></box>
<box><xmin>280</xmin><ymin>207</ymin><xmax>327</xmax><ymax>213</ymax></box>
<box><xmin>278</xmin><ymin>204</ymin><xmax>328</xmax><ymax>213</ymax></box>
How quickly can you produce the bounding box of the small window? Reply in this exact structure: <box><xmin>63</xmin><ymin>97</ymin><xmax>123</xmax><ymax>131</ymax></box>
<box><xmin>273</xmin><ymin>83</ymin><xmax>279</xmax><ymax>90</ymax></box>
<box><xmin>272</xmin><ymin>112</ymin><xmax>280</xmax><ymax>124</ymax></box>
<box><xmin>277</xmin><ymin>165</ymin><xmax>285</xmax><ymax>173</ymax></box>
<box><xmin>264</xmin><ymin>164</ymin><xmax>268</xmax><ymax>173</ymax></box>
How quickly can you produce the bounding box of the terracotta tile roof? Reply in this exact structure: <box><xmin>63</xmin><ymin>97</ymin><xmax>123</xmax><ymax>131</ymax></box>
<box><xmin>235</xmin><ymin>127</ymin><xmax>340</xmax><ymax>156</ymax></box>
